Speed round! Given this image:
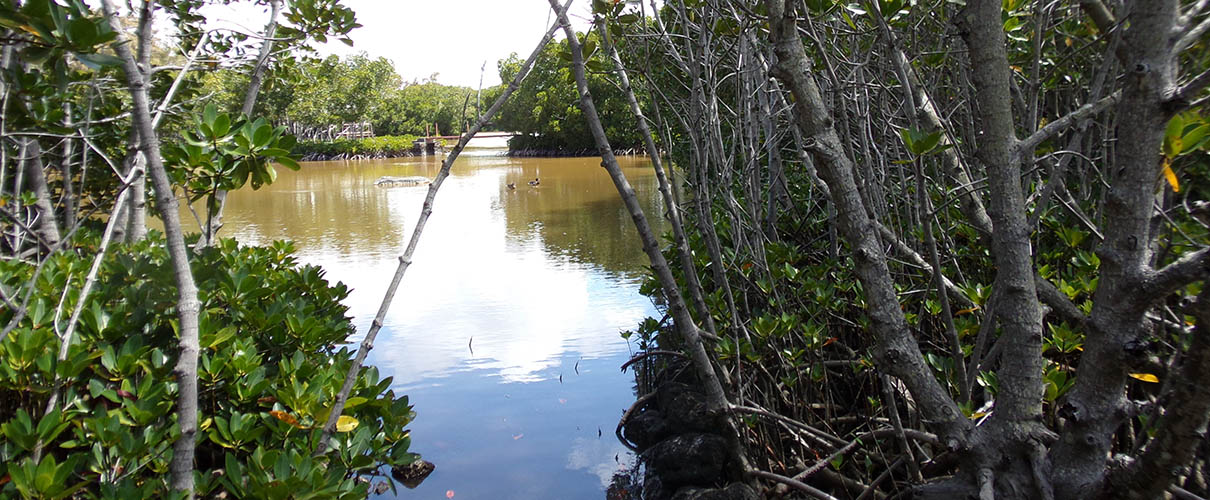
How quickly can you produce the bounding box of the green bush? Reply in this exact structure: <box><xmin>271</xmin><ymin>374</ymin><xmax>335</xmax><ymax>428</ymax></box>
<box><xmin>293</xmin><ymin>135</ymin><xmax>421</xmax><ymax>159</ymax></box>
<box><xmin>0</xmin><ymin>232</ymin><xmax>417</xmax><ymax>499</ymax></box>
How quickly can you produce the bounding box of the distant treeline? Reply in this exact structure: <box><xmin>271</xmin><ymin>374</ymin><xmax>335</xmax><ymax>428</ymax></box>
<box><xmin>492</xmin><ymin>31</ymin><xmax>647</xmax><ymax>155</ymax></box>
<box><xmin>199</xmin><ymin>54</ymin><xmax>476</xmax><ymax>138</ymax></box>
<box><xmin>201</xmin><ymin>43</ymin><xmax>651</xmax><ymax>156</ymax></box>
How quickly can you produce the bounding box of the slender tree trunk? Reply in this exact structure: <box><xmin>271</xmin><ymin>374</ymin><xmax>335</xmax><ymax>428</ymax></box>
<box><xmin>595</xmin><ymin>21</ymin><xmax>717</xmax><ymax>338</ymax></box>
<box><xmin>1050</xmin><ymin>1</ymin><xmax>1184</xmax><ymax>497</ymax></box>
<box><xmin>549</xmin><ymin>0</ymin><xmax>752</xmax><ymax>479</ymax></box>
<box><xmin>110</xmin><ymin>136</ymin><xmax>138</xmax><ymax>244</ymax></box>
<box><xmin>20</xmin><ymin>139</ymin><xmax>61</xmax><ymax>250</ymax></box>
<box><xmin>36</xmin><ymin>165</ymin><xmax>142</xmax><ymax>462</ymax></box>
<box><xmin>59</xmin><ymin>103</ymin><xmax>77</xmax><ymax>231</ymax></box>
<box><xmin>102</xmin><ymin>1</ymin><xmax>202</xmax><ymax>496</ymax></box>
<box><xmin>312</xmin><ymin>6</ymin><xmax>567</xmax><ymax>455</ymax></box>
<box><xmin>121</xmin><ymin>0</ymin><xmax>155</xmax><ymax>243</ymax></box>
<box><xmin>763</xmin><ymin>0</ymin><xmax>970</xmax><ymax>449</ymax></box>
<box><xmin>203</xmin><ymin>0</ymin><xmax>282</xmax><ymax>247</ymax></box>
<box><xmin>958</xmin><ymin>0</ymin><xmax>1047</xmax><ymax>444</ymax></box>
<box><xmin>125</xmin><ymin>155</ymin><xmax>147</xmax><ymax>242</ymax></box>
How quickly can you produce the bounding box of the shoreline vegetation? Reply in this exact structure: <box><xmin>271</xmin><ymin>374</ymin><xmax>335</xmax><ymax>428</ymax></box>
<box><xmin>293</xmin><ymin>134</ymin><xmax>644</xmax><ymax>161</ymax></box>
<box><xmin>293</xmin><ymin>135</ymin><xmax>421</xmax><ymax>161</ymax></box>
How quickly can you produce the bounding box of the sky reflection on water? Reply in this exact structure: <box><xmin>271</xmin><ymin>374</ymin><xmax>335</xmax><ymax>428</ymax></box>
<box><xmin>212</xmin><ymin>150</ymin><xmax>664</xmax><ymax>499</ymax></box>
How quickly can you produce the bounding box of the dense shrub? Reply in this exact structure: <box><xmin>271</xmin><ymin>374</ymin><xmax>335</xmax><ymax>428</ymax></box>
<box><xmin>0</xmin><ymin>232</ymin><xmax>418</xmax><ymax>498</ymax></box>
<box><xmin>293</xmin><ymin>135</ymin><xmax>422</xmax><ymax>160</ymax></box>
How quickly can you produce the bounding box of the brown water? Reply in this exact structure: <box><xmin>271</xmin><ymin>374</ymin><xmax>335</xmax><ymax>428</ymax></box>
<box><xmin>194</xmin><ymin>150</ymin><xmax>664</xmax><ymax>498</ymax></box>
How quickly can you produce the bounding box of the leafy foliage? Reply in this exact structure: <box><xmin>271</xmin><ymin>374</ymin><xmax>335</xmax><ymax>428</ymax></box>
<box><xmin>493</xmin><ymin>30</ymin><xmax>645</xmax><ymax>153</ymax></box>
<box><xmin>198</xmin><ymin>54</ymin><xmax>475</xmax><ymax>138</ymax></box>
<box><xmin>0</xmin><ymin>232</ymin><xmax>418</xmax><ymax>498</ymax></box>
<box><xmin>293</xmin><ymin>134</ymin><xmax>421</xmax><ymax>159</ymax></box>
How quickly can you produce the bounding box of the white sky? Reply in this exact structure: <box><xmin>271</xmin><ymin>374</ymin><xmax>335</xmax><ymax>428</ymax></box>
<box><xmin>202</xmin><ymin>0</ymin><xmax>598</xmax><ymax>89</ymax></box>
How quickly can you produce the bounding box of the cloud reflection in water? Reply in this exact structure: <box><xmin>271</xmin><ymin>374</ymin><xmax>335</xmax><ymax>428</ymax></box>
<box><xmin>217</xmin><ymin>152</ymin><xmax>663</xmax><ymax>499</ymax></box>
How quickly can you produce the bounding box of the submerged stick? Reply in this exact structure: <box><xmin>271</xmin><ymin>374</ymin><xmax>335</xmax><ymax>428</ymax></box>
<box><xmin>313</xmin><ymin>2</ymin><xmax>571</xmax><ymax>456</ymax></box>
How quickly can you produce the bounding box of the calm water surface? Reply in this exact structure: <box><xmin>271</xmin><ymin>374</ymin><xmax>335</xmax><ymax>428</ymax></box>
<box><xmin>212</xmin><ymin>147</ymin><xmax>664</xmax><ymax>499</ymax></box>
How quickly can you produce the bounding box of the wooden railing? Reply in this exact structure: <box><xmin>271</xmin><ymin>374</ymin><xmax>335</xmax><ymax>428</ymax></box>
<box><xmin>287</xmin><ymin>121</ymin><xmax>374</xmax><ymax>141</ymax></box>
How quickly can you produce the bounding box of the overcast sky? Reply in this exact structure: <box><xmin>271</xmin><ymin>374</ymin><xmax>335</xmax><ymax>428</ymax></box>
<box><xmin>203</xmin><ymin>0</ymin><xmax>598</xmax><ymax>89</ymax></box>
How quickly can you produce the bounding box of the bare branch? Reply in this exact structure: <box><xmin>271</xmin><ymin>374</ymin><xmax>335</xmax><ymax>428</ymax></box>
<box><xmin>1017</xmin><ymin>91</ymin><xmax>1121</xmax><ymax>154</ymax></box>
<box><xmin>750</xmin><ymin>469</ymin><xmax>839</xmax><ymax>500</ymax></box>
<box><xmin>1166</xmin><ymin>67</ymin><xmax>1210</xmax><ymax>112</ymax></box>
<box><xmin>1144</xmin><ymin>246</ymin><xmax>1210</xmax><ymax>301</ymax></box>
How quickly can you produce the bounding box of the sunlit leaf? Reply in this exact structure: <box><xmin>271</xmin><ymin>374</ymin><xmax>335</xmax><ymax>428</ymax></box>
<box><xmin>269</xmin><ymin>410</ymin><xmax>303</xmax><ymax>428</ymax></box>
<box><xmin>336</xmin><ymin>415</ymin><xmax>359</xmax><ymax>432</ymax></box>
<box><xmin>1128</xmin><ymin>373</ymin><xmax>1159</xmax><ymax>383</ymax></box>
<box><xmin>1162</xmin><ymin>160</ymin><xmax>1179</xmax><ymax>193</ymax></box>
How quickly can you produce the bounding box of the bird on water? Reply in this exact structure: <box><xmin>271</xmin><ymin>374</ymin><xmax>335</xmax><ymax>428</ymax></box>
<box><xmin>506</xmin><ymin>182</ymin><xmax>516</xmax><ymax>190</ymax></box>
<box><xmin>528</xmin><ymin>178</ymin><xmax>540</xmax><ymax>186</ymax></box>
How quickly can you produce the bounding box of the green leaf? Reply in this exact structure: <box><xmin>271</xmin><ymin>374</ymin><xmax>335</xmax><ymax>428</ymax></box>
<box><xmin>252</xmin><ymin>124</ymin><xmax>273</xmax><ymax>149</ymax></box>
<box><xmin>276</xmin><ymin>156</ymin><xmax>300</xmax><ymax>171</ymax></box>
<box><xmin>203</xmin><ymin>103</ymin><xmax>218</xmax><ymax>130</ymax></box>
<box><xmin>212</xmin><ymin>113</ymin><xmax>231</xmax><ymax>139</ymax></box>
<box><xmin>1181</xmin><ymin>124</ymin><xmax>1208</xmax><ymax>154</ymax></box>
<box><xmin>73</xmin><ymin>51</ymin><xmax>122</xmax><ymax>70</ymax></box>
<box><xmin>916</xmin><ymin>130</ymin><xmax>943</xmax><ymax>154</ymax></box>
<box><xmin>1163</xmin><ymin>114</ymin><xmax>1184</xmax><ymax>158</ymax></box>
<box><xmin>66</xmin><ymin>17</ymin><xmax>95</xmax><ymax>46</ymax></box>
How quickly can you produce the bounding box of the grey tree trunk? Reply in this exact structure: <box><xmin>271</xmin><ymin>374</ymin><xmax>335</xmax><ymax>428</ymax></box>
<box><xmin>549</xmin><ymin>0</ymin><xmax>752</xmax><ymax>479</ymax></box>
<box><xmin>59</xmin><ymin>103</ymin><xmax>77</xmax><ymax>231</ymax></box>
<box><xmin>957</xmin><ymin>0</ymin><xmax>1050</xmax><ymax>480</ymax></box>
<box><xmin>595</xmin><ymin>22</ymin><xmax>718</xmax><ymax>338</ymax></box>
<box><xmin>1049</xmin><ymin>1</ymin><xmax>1191</xmax><ymax>497</ymax></box>
<box><xmin>102</xmin><ymin>1</ymin><xmax>202</xmax><ymax>496</ymax></box>
<box><xmin>122</xmin><ymin>0</ymin><xmax>155</xmax><ymax>244</ymax></box>
<box><xmin>19</xmin><ymin>139</ymin><xmax>61</xmax><ymax>250</ymax></box>
<box><xmin>763</xmin><ymin>0</ymin><xmax>970</xmax><ymax>450</ymax></box>
<box><xmin>203</xmin><ymin>0</ymin><xmax>282</xmax><ymax>247</ymax></box>
<box><xmin>125</xmin><ymin>156</ymin><xmax>147</xmax><ymax>243</ymax></box>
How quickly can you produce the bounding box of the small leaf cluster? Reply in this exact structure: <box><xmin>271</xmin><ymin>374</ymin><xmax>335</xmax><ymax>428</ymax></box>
<box><xmin>0</xmin><ymin>0</ymin><xmax>118</xmax><ymax>69</ymax></box>
<box><xmin>166</xmin><ymin>104</ymin><xmax>300</xmax><ymax>201</ymax></box>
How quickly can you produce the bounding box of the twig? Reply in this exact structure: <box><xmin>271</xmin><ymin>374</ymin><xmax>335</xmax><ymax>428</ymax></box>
<box><xmin>791</xmin><ymin>427</ymin><xmax>939</xmax><ymax>483</ymax></box>
<box><xmin>749</xmin><ymin>469</ymin><xmax>839</xmax><ymax>500</ymax></box>
<box><xmin>620</xmin><ymin>349</ymin><xmax>689</xmax><ymax>372</ymax></box>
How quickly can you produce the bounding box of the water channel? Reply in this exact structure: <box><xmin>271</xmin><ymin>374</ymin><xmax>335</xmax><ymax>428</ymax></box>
<box><xmin>207</xmin><ymin>145</ymin><xmax>665</xmax><ymax>498</ymax></box>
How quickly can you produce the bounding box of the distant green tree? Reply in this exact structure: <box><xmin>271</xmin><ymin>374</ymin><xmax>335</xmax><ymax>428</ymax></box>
<box><xmin>494</xmin><ymin>31</ymin><xmax>644</xmax><ymax>153</ymax></box>
<box><xmin>286</xmin><ymin>53</ymin><xmax>400</xmax><ymax>126</ymax></box>
<box><xmin>198</xmin><ymin>54</ymin><xmax>482</xmax><ymax>138</ymax></box>
<box><xmin>371</xmin><ymin>80</ymin><xmax>474</xmax><ymax>136</ymax></box>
